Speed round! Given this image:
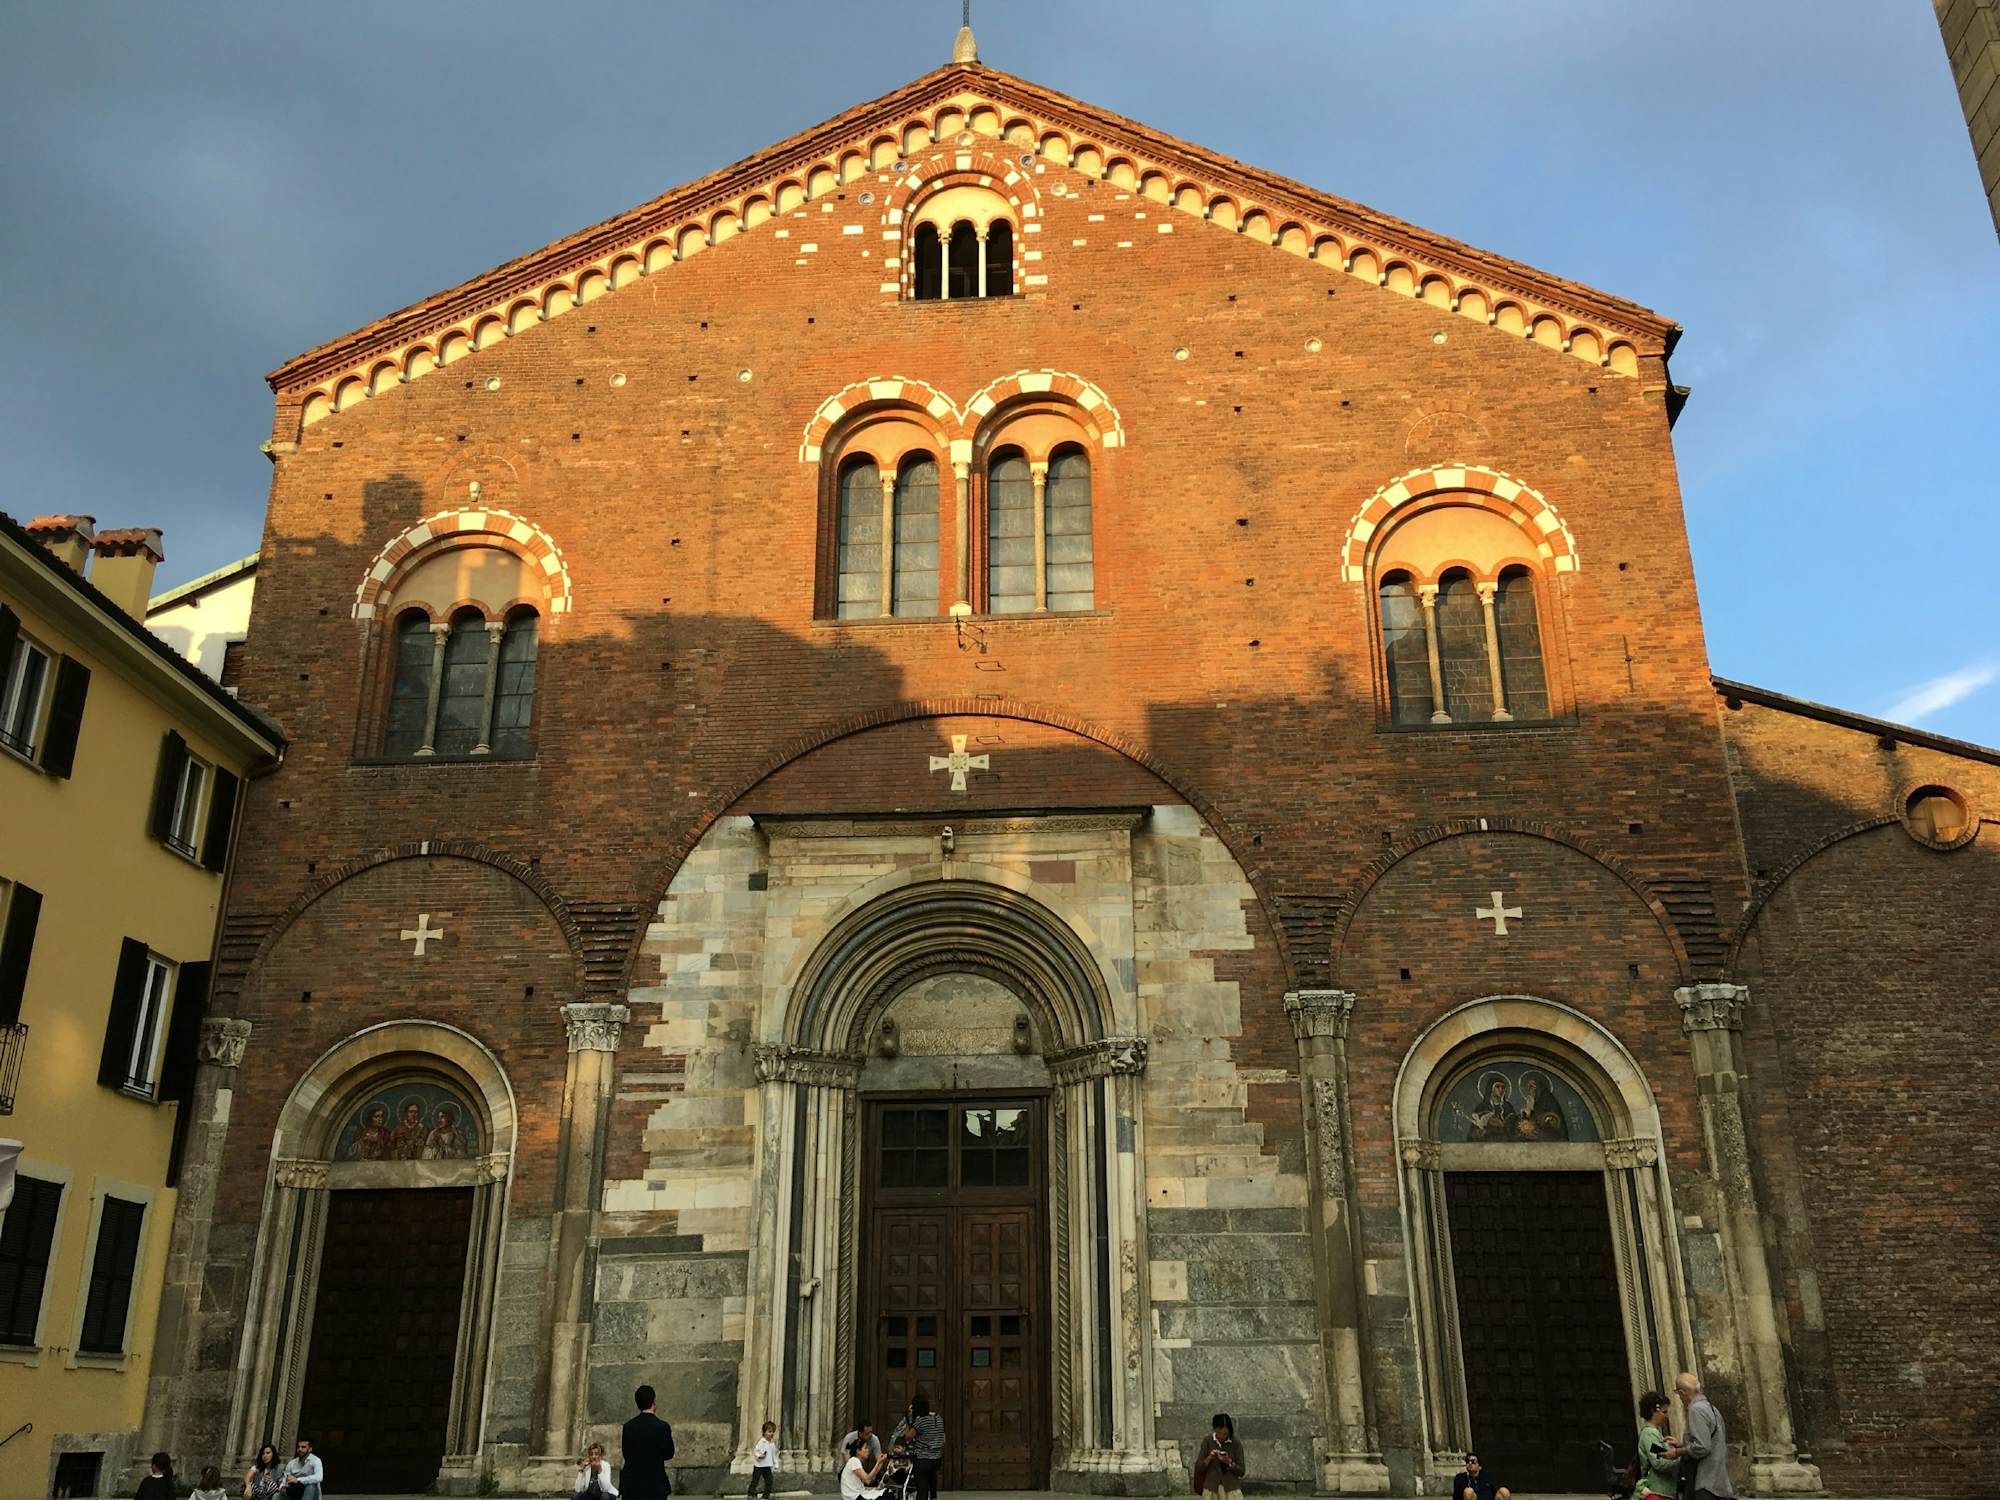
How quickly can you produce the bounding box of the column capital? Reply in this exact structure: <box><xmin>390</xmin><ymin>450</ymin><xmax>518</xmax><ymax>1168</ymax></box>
<box><xmin>483</xmin><ymin>620</ymin><xmax>508</xmax><ymax>637</ymax></box>
<box><xmin>1475</xmin><ymin>580</ymin><xmax>1499</xmax><ymax>602</ymax></box>
<box><xmin>1047</xmin><ymin>1035</ymin><xmax>1149</xmax><ymax>1086</ymax></box>
<box><xmin>753</xmin><ymin>1042</ymin><xmax>862</xmax><ymax>1089</ymax></box>
<box><xmin>1603</xmin><ymin>1136</ymin><xmax>1662</xmax><ymax>1169</ymax></box>
<box><xmin>1675</xmin><ymin>983</ymin><xmax>1748</xmax><ymax>1033</ymax></box>
<box><xmin>196</xmin><ymin>1017</ymin><xmax>253</xmax><ymax>1070</ymax></box>
<box><xmin>1285</xmin><ymin>989</ymin><xmax>1358</xmax><ymax>1043</ymax></box>
<box><xmin>1398</xmin><ymin>1137</ymin><xmax>1441</xmax><ymax>1171</ymax></box>
<box><xmin>1416</xmin><ymin>582</ymin><xmax>1440</xmax><ymax>604</ymax></box>
<box><xmin>562</xmin><ymin>1001</ymin><xmax>631</xmax><ymax>1053</ymax></box>
<box><xmin>273</xmin><ymin>1158</ymin><xmax>329</xmax><ymax>1190</ymax></box>
<box><xmin>428</xmin><ymin>621</ymin><xmax>454</xmax><ymax>636</ymax></box>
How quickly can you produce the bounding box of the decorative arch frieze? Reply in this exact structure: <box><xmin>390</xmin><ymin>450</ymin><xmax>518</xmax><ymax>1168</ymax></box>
<box><xmin>798</xmin><ymin>369</ymin><xmax>1122</xmax><ymax>463</ymax></box>
<box><xmin>1339</xmin><ymin>464</ymin><xmax>1578</xmax><ymax>584</ymax></box>
<box><xmin>1329</xmin><ymin>817</ymin><xmax>1693</xmax><ymax>981</ymax></box>
<box><xmin>274</xmin><ymin>73</ymin><xmax>1667</xmax><ymax>436</ymax></box>
<box><xmin>353</xmin><ymin>507</ymin><xmax>573</xmax><ymax>620</ymax></box>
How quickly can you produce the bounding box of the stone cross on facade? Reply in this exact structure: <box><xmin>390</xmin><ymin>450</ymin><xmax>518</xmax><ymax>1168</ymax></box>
<box><xmin>400</xmin><ymin>911</ymin><xmax>450</xmax><ymax>956</ymax></box>
<box><xmin>1474</xmin><ymin>891</ymin><xmax>1522</xmax><ymax>936</ymax></box>
<box><xmin>928</xmin><ymin>734</ymin><xmax>990</xmax><ymax>792</ymax></box>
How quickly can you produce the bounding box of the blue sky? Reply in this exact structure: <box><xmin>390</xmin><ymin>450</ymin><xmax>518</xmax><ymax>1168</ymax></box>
<box><xmin>2</xmin><ymin>3</ymin><xmax>1995</xmax><ymax>741</ymax></box>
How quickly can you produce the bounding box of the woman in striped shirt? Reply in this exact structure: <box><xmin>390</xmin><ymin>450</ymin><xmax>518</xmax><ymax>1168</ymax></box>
<box><xmin>903</xmin><ymin>1391</ymin><xmax>946</xmax><ymax>1500</ymax></box>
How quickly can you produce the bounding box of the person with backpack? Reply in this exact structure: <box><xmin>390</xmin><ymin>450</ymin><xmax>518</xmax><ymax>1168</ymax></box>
<box><xmin>1635</xmin><ymin>1390</ymin><xmax>1684</xmax><ymax>1498</ymax></box>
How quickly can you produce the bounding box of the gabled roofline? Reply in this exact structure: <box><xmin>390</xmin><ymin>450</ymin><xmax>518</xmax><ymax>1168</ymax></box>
<box><xmin>268</xmin><ymin>61</ymin><xmax>1677</xmax><ymax>396</ymax></box>
<box><xmin>147</xmin><ymin>550</ymin><xmax>259</xmax><ymax>613</ymax></box>
<box><xmin>1</xmin><ymin>510</ymin><xmax>283</xmax><ymax>761</ymax></box>
<box><xmin>1714</xmin><ymin>676</ymin><xmax>2000</xmax><ymax>768</ymax></box>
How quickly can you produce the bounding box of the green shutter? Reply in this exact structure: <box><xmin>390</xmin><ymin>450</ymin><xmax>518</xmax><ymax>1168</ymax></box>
<box><xmin>97</xmin><ymin>939</ymin><xmax>150</xmax><ymax>1090</ymax></box>
<box><xmin>0</xmin><ymin>884</ymin><xmax>42</xmax><ymax>1029</ymax></box>
<box><xmin>199</xmin><ymin>769</ymin><xmax>239</xmax><ymax>872</ymax></box>
<box><xmin>37</xmin><ymin>657</ymin><xmax>90</xmax><ymax>778</ymax></box>
<box><xmin>148</xmin><ymin>732</ymin><xmax>188</xmax><ymax>843</ymax></box>
<box><xmin>157</xmin><ymin>961</ymin><xmax>210</xmax><ymax>1103</ymax></box>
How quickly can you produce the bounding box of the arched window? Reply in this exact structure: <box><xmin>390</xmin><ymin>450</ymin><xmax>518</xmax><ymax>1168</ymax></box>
<box><xmin>984</xmin><ymin>220</ymin><xmax>1013</xmax><ymax>296</ymax></box>
<box><xmin>1493</xmin><ymin>567</ymin><xmax>1549</xmax><ymax>721</ymax></box>
<box><xmin>892</xmin><ymin>458</ymin><xmax>940</xmax><ymax>616</ymax></box>
<box><xmin>1434</xmin><ymin>572</ymin><xmax>1495</xmax><ymax>721</ymax></box>
<box><xmin>986</xmin><ymin>451</ymin><xmax>1036</xmax><ymax>614</ymax></box>
<box><xmin>1044</xmin><ymin>447</ymin><xmax>1094</xmax><ymax>611</ymax></box>
<box><xmin>490</xmin><ymin>608</ymin><xmax>539</xmax><ymax>755</ymax></box>
<box><xmin>912</xmin><ymin>224</ymin><xmax>943</xmax><ymax>301</ymax></box>
<box><xmin>384</xmin><ymin>610</ymin><xmax>436</xmax><ymax>757</ymax></box>
<box><xmin>1379</xmin><ymin>573</ymin><xmax>1433</xmax><ymax>725</ymax></box>
<box><xmin>432</xmin><ymin>608</ymin><xmax>492</xmax><ymax>755</ymax></box>
<box><xmin>836</xmin><ymin>458</ymin><xmax>885</xmax><ymax>618</ymax></box>
<box><xmin>947</xmin><ymin>223</ymin><xmax>980</xmax><ymax>300</ymax></box>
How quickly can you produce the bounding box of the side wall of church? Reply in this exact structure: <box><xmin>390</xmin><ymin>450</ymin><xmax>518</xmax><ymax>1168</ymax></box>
<box><xmin>1721</xmin><ymin>698</ymin><xmax>2000</xmax><ymax>1500</ymax></box>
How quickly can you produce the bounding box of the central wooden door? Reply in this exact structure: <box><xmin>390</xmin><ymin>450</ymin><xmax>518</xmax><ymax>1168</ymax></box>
<box><xmin>1445</xmin><ymin>1171</ymin><xmax>1633</xmax><ymax>1493</ymax></box>
<box><xmin>296</xmin><ymin>1187</ymin><xmax>474</xmax><ymax>1493</ymax></box>
<box><xmin>862</xmin><ymin>1098</ymin><xmax>1047</xmax><ymax>1490</ymax></box>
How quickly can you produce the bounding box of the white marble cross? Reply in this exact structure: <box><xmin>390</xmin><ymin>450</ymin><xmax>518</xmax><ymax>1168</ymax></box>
<box><xmin>400</xmin><ymin>911</ymin><xmax>450</xmax><ymax>956</ymax></box>
<box><xmin>928</xmin><ymin>734</ymin><xmax>991</xmax><ymax>792</ymax></box>
<box><xmin>1474</xmin><ymin>891</ymin><xmax>1522</xmax><ymax>936</ymax></box>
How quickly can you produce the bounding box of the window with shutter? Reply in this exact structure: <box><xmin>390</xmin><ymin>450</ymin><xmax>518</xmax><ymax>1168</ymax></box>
<box><xmin>78</xmin><ymin>1195</ymin><xmax>146</xmax><ymax>1355</ymax></box>
<box><xmin>0</xmin><ymin>633</ymin><xmax>51</xmax><ymax>761</ymax></box>
<box><xmin>98</xmin><ymin>939</ymin><xmax>155</xmax><ymax>1095</ymax></box>
<box><xmin>0</xmin><ymin>1174</ymin><xmax>63</xmax><ymax>1346</ymax></box>
<box><xmin>37</xmin><ymin>656</ymin><xmax>90</xmax><ymax>777</ymax></box>
<box><xmin>164</xmin><ymin>756</ymin><xmax>208</xmax><ymax>859</ymax></box>
<box><xmin>148</xmin><ymin>732</ymin><xmax>190</xmax><ymax>843</ymax></box>
<box><xmin>200</xmin><ymin>768</ymin><xmax>240</xmax><ymax>871</ymax></box>
<box><xmin>0</xmin><ymin>881</ymin><xmax>42</xmax><ymax>1030</ymax></box>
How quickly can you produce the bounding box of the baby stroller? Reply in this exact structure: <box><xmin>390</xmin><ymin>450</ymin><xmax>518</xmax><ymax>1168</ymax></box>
<box><xmin>878</xmin><ymin>1447</ymin><xmax>915</xmax><ymax>1500</ymax></box>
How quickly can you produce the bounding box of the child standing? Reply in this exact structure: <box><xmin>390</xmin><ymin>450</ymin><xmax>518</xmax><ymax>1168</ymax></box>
<box><xmin>749</xmin><ymin>1420</ymin><xmax>779</xmax><ymax>1498</ymax></box>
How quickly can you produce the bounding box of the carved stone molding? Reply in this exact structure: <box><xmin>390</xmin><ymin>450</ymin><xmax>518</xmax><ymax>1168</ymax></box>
<box><xmin>756</xmin><ymin>811</ymin><xmax>1148</xmax><ymax>840</ymax></box>
<box><xmin>477</xmin><ymin>1151</ymin><xmax>511</xmax><ymax>1182</ymax></box>
<box><xmin>1675</xmin><ymin>983</ymin><xmax>1748</xmax><ymax>1033</ymax></box>
<box><xmin>754</xmin><ymin>1043</ymin><xmax>863</xmax><ymax>1089</ymax></box>
<box><xmin>562</xmin><ymin>1001</ymin><xmax>631</xmax><ymax>1053</ymax></box>
<box><xmin>274</xmin><ymin>1158</ymin><xmax>329</xmax><ymax>1190</ymax></box>
<box><xmin>1311</xmin><ymin>1079</ymin><xmax>1345</xmax><ymax>1185</ymax></box>
<box><xmin>197</xmin><ymin>1017</ymin><xmax>254</xmax><ymax>1070</ymax></box>
<box><xmin>1285</xmin><ymin>989</ymin><xmax>1358</xmax><ymax>1044</ymax></box>
<box><xmin>1602</xmin><ymin>1137</ymin><xmax>1661</xmax><ymax>1170</ymax></box>
<box><xmin>1046</xmin><ymin>1035</ymin><xmax>1148</xmax><ymax>1086</ymax></box>
<box><xmin>1399</xmin><ymin>1138</ymin><xmax>1441</xmax><ymax>1171</ymax></box>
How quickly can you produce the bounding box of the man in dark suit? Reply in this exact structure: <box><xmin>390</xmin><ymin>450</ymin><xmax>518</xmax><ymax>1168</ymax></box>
<box><xmin>621</xmin><ymin>1384</ymin><xmax>676</xmax><ymax>1500</ymax></box>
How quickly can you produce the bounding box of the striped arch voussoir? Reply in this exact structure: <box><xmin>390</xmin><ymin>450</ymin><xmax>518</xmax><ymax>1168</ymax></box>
<box><xmin>798</xmin><ymin>369</ymin><xmax>1124</xmax><ymax>463</ymax></box>
<box><xmin>1338</xmin><ymin>464</ymin><xmax>1578</xmax><ymax>584</ymax></box>
<box><xmin>353</xmin><ymin>506</ymin><xmax>574</xmax><ymax>620</ymax></box>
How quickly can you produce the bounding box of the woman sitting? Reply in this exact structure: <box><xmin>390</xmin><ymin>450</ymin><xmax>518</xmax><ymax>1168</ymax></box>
<box><xmin>840</xmin><ymin>1436</ymin><xmax>890</xmax><ymax>1500</ymax></box>
<box><xmin>574</xmin><ymin>1441</ymin><xmax>620</xmax><ymax>1499</ymax></box>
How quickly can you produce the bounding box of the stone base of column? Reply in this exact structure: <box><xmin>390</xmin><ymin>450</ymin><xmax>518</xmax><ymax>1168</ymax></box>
<box><xmin>1320</xmin><ymin>1455</ymin><xmax>1393</xmax><ymax>1494</ymax></box>
<box><xmin>515</xmin><ymin>1454</ymin><xmax>584</xmax><ymax>1495</ymax></box>
<box><xmin>437</xmin><ymin>1451</ymin><xmax>491</xmax><ymax>1496</ymax></box>
<box><xmin>1750</xmin><ymin>1457</ymin><xmax>1823</xmax><ymax>1493</ymax></box>
<box><xmin>1053</xmin><ymin>1447</ymin><xmax>1174</xmax><ymax>1495</ymax></box>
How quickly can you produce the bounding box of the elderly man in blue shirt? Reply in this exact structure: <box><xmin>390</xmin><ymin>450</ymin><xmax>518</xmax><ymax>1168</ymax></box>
<box><xmin>1676</xmin><ymin>1371</ymin><xmax>1734</xmax><ymax>1500</ymax></box>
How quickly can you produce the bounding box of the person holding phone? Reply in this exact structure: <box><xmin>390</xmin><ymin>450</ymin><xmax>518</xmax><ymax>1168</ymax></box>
<box><xmin>1192</xmin><ymin>1414</ymin><xmax>1246</xmax><ymax>1500</ymax></box>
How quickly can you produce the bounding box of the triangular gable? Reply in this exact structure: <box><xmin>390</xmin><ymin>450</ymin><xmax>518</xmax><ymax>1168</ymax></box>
<box><xmin>273</xmin><ymin>61</ymin><xmax>1679</xmax><ymax>434</ymax></box>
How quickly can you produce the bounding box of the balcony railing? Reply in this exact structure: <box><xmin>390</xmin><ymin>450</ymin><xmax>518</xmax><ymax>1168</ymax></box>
<box><xmin>0</xmin><ymin>1022</ymin><xmax>26</xmax><ymax>1113</ymax></box>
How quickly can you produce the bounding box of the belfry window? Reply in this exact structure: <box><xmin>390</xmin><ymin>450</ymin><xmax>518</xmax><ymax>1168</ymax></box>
<box><xmin>906</xmin><ymin>184</ymin><xmax>1017</xmax><ymax>300</ymax></box>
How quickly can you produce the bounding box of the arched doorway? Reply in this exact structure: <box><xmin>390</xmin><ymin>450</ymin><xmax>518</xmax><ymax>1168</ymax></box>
<box><xmin>227</xmin><ymin>1023</ymin><xmax>514</xmax><ymax>1494</ymax></box>
<box><xmin>737</xmin><ymin>878</ymin><xmax>1153</xmax><ymax>1490</ymax></box>
<box><xmin>1395</xmin><ymin>999</ymin><xmax>1694</xmax><ymax>1494</ymax></box>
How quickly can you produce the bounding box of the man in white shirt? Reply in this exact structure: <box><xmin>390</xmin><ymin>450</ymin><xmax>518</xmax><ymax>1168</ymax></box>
<box><xmin>280</xmin><ymin>1439</ymin><xmax>324</xmax><ymax>1500</ymax></box>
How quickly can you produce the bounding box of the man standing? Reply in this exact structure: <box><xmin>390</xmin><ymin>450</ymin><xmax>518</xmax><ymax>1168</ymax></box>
<box><xmin>279</xmin><ymin>1438</ymin><xmax>323</xmax><ymax>1500</ymax></box>
<box><xmin>1675</xmin><ymin>1372</ymin><xmax>1733</xmax><ymax>1500</ymax></box>
<box><xmin>622</xmin><ymin>1384</ymin><xmax>676</xmax><ymax>1500</ymax></box>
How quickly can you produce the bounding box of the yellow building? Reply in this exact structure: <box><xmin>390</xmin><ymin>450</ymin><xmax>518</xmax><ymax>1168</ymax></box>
<box><xmin>1</xmin><ymin>512</ymin><xmax>281</xmax><ymax>1499</ymax></box>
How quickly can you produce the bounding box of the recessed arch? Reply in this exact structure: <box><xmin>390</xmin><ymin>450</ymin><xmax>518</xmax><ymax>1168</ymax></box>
<box><xmin>1339</xmin><ymin>463</ymin><xmax>1580</xmax><ymax>584</ymax></box>
<box><xmin>352</xmin><ymin>508</ymin><xmax>574</xmax><ymax>621</ymax></box>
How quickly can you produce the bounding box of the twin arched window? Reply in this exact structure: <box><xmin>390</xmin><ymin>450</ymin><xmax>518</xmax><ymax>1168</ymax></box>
<box><xmin>384</xmin><ymin>606</ymin><xmax>539</xmax><ymax>757</ymax></box>
<box><xmin>1381</xmin><ymin>566</ymin><xmax>1548</xmax><ymax>725</ymax></box>
<box><xmin>986</xmin><ymin>446</ymin><xmax>1093</xmax><ymax>613</ymax></box>
<box><xmin>836</xmin><ymin>457</ymin><xmax>941</xmax><ymax>619</ymax></box>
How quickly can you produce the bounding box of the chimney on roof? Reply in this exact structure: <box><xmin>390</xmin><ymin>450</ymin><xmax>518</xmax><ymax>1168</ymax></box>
<box><xmin>25</xmin><ymin>514</ymin><xmax>97</xmax><ymax>574</ymax></box>
<box><xmin>90</xmin><ymin>528</ymin><xmax>166</xmax><ymax>620</ymax></box>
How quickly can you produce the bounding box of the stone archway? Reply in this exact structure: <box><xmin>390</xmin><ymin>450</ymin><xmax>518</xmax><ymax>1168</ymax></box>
<box><xmin>1392</xmin><ymin>998</ymin><xmax>1694</xmax><ymax>1491</ymax></box>
<box><xmin>226</xmin><ymin>1022</ymin><xmax>517</xmax><ymax>1492</ymax></box>
<box><xmin>738</xmin><ymin>877</ymin><xmax>1156</xmax><ymax>1489</ymax></box>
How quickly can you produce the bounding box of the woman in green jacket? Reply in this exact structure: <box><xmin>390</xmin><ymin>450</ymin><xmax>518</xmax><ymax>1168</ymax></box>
<box><xmin>1634</xmin><ymin>1390</ymin><xmax>1684</xmax><ymax>1497</ymax></box>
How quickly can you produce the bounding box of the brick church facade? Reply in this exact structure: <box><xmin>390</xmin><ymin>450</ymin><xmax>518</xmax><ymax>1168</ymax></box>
<box><xmin>134</xmin><ymin>37</ymin><xmax>1996</xmax><ymax>1500</ymax></box>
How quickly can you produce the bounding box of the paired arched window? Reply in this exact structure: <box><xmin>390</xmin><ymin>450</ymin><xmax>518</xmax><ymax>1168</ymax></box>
<box><xmin>835</xmin><ymin>456</ymin><xmax>941</xmax><ymax>618</ymax></box>
<box><xmin>908</xmin><ymin>184</ymin><xmax>1017</xmax><ymax>300</ymax></box>
<box><xmin>985</xmin><ymin>445</ymin><xmax>1093</xmax><ymax>613</ymax></box>
<box><xmin>1377</xmin><ymin>565</ymin><xmax>1550</xmax><ymax>725</ymax></box>
<box><xmin>384</xmin><ymin>605</ymin><xmax>539</xmax><ymax>757</ymax></box>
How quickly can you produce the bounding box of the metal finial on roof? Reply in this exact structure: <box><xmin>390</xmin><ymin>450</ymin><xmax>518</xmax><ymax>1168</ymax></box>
<box><xmin>953</xmin><ymin>0</ymin><xmax>977</xmax><ymax>63</ymax></box>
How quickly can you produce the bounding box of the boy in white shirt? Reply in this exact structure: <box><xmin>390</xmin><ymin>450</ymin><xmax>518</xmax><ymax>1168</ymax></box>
<box><xmin>749</xmin><ymin>1420</ymin><xmax>779</xmax><ymax>1497</ymax></box>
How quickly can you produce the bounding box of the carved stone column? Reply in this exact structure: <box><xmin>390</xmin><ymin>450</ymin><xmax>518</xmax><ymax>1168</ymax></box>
<box><xmin>1674</xmin><ymin>984</ymin><xmax>1820</xmax><ymax>1493</ymax></box>
<box><xmin>472</xmin><ymin>620</ymin><xmax>506</xmax><ymax>754</ymax></box>
<box><xmin>416</xmin><ymin>622</ymin><xmax>452</xmax><ymax>755</ymax></box>
<box><xmin>1416</xmin><ymin>585</ymin><xmax>1448</xmax><ymax>724</ymax></box>
<box><xmin>138</xmin><ymin>1018</ymin><xmax>253</xmax><ymax>1470</ymax></box>
<box><xmin>1285</xmin><ymin>992</ymin><xmax>1390</xmax><ymax>1494</ymax></box>
<box><xmin>1475</xmin><ymin>581</ymin><xmax>1511</xmax><ymax>721</ymax></box>
<box><xmin>537</xmin><ymin>1002</ymin><xmax>630</xmax><ymax>1460</ymax></box>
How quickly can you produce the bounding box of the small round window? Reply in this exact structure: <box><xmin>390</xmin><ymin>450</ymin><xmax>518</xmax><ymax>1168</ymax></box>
<box><xmin>1904</xmin><ymin>785</ymin><xmax>1972</xmax><ymax>848</ymax></box>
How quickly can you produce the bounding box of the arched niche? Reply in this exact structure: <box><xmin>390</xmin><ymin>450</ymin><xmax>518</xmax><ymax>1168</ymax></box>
<box><xmin>227</xmin><ymin>1021</ymin><xmax>516</xmax><ymax>1486</ymax></box>
<box><xmin>1391</xmin><ymin>998</ymin><xmax>1694</xmax><ymax>1487</ymax></box>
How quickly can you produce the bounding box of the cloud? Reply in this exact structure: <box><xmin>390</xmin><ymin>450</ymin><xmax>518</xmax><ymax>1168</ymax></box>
<box><xmin>1884</xmin><ymin>662</ymin><xmax>2000</xmax><ymax>726</ymax></box>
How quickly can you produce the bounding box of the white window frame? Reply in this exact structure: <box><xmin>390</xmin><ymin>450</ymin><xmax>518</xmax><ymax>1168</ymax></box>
<box><xmin>0</xmin><ymin>634</ymin><xmax>52</xmax><ymax>763</ymax></box>
<box><xmin>0</xmin><ymin>1158</ymin><xmax>73</xmax><ymax>1366</ymax></box>
<box><xmin>164</xmin><ymin>754</ymin><xmax>209</xmax><ymax>860</ymax></box>
<box><xmin>67</xmin><ymin>1176</ymin><xmax>153</xmax><ymax>1368</ymax></box>
<box><xmin>123</xmin><ymin>954</ymin><xmax>175</xmax><ymax>1098</ymax></box>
